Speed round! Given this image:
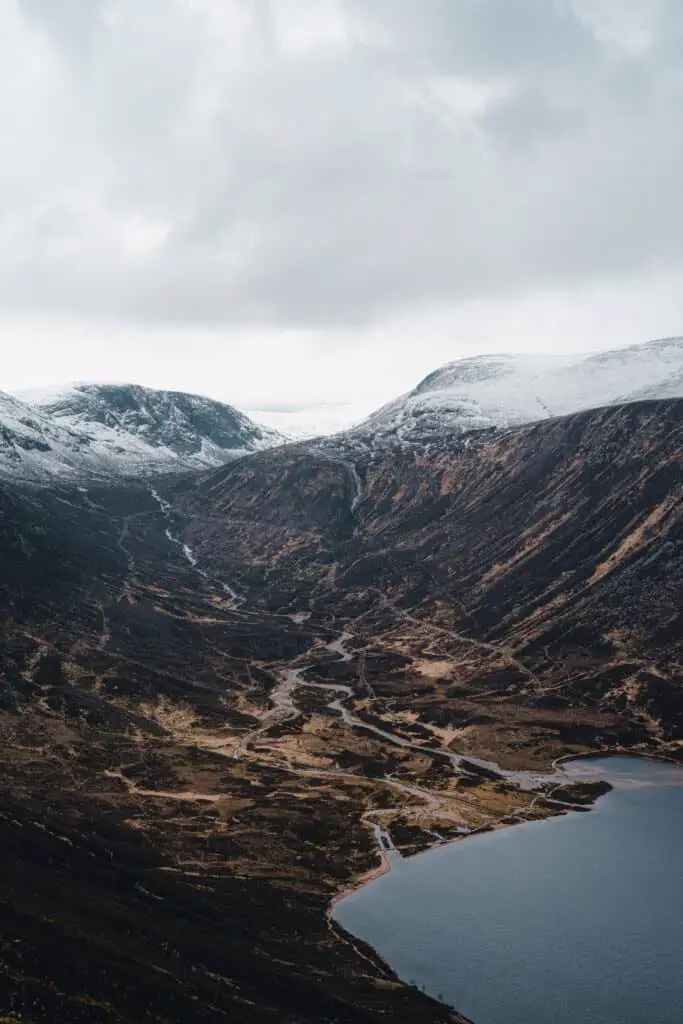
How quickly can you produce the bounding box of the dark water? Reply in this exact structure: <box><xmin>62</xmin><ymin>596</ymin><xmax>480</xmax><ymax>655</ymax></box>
<box><xmin>333</xmin><ymin>758</ymin><xmax>683</xmax><ymax>1024</ymax></box>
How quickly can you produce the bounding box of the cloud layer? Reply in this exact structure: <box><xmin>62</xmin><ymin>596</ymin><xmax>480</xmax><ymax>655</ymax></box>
<box><xmin>2</xmin><ymin>0</ymin><xmax>683</xmax><ymax>329</ymax></box>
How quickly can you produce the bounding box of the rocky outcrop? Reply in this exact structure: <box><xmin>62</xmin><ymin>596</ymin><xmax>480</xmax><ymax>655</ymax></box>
<box><xmin>0</xmin><ymin>384</ymin><xmax>282</xmax><ymax>483</ymax></box>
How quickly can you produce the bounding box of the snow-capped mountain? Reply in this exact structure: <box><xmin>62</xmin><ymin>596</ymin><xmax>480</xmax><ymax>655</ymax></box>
<box><xmin>4</xmin><ymin>338</ymin><xmax>682</xmax><ymax>482</ymax></box>
<box><xmin>2</xmin><ymin>383</ymin><xmax>282</xmax><ymax>483</ymax></box>
<box><xmin>0</xmin><ymin>390</ymin><xmax>93</xmax><ymax>482</ymax></box>
<box><xmin>355</xmin><ymin>337</ymin><xmax>683</xmax><ymax>444</ymax></box>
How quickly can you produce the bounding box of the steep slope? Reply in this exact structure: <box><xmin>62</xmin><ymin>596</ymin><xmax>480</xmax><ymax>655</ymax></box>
<box><xmin>3</xmin><ymin>383</ymin><xmax>282</xmax><ymax>482</ymax></box>
<box><xmin>0</xmin><ymin>479</ymin><xmax>464</xmax><ymax>1024</ymax></box>
<box><xmin>182</xmin><ymin>399</ymin><xmax>683</xmax><ymax>751</ymax></box>
<box><xmin>0</xmin><ymin>390</ymin><xmax>101</xmax><ymax>482</ymax></box>
<box><xmin>356</xmin><ymin>337</ymin><xmax>683</xmax><ymax>444</ymax></box>
<box><xmin>2</xmin><ymin>398</ymin><xmax>680</xmax><ymax>1022</ymax></box>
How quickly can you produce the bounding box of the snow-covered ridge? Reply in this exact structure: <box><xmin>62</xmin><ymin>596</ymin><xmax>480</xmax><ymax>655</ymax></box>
<box><xmin>355</xmin><ymin>337</ymin><xmax>683</xmax><ymax>444</ymax></box>
<box><xmin>4</xmin><ymin>338</ymin><xmax>682</xmax><ymax>483</ymax></box>
<box><xmin>2</xmin><ymin>383</ymin><xmax>283</xmax><ymax>484</ymax></box>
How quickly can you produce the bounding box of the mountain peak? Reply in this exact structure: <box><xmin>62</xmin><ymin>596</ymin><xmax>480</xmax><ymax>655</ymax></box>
<box><xmin>3</xmin><ymin>383</ymin><xmax>283</xmax><ymax>484</ymax></box>
<box><xmin>31</xmin><ymin>382</ymin><xmax>280</xmax><ymax>457</ymax></box>
<box><xmin>355</xmin><ymin>338</ymin><xmax>683</xmax><ymax>444</ymax></box>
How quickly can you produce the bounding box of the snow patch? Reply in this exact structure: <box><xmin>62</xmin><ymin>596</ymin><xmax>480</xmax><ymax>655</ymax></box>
<box><xmin>355</xmin><ymin>338</ymin><xmax>683</xmax><ymax>444</ymax></box>
<box><xmin>3</xmin><ymin>383</ymin><xmax>284</xmax><ymax>484</ymax></box>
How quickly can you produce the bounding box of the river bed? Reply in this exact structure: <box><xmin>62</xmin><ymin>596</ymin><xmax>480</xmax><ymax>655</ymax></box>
<box><xmin>333</xmin><ymin>756</ymin><xmax>683</xmax><ymax>1024</ymax></box>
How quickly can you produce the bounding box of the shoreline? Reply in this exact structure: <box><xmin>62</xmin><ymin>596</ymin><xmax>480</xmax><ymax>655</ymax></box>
<box><xmin>323</xmin><ymin>789</ymin><xmax>565</xmax><ymax>1022</ymax></box>
<box><xmin>328</xmin><ymin>745</ymin><xmax>683</xmax><ymax>919</ymax></box>
<box><xmin>327</xmin><ymin>847</ymin><xmax>393</xmax><ymax>915</ymax></box>
<box><xmin>324</xmin><ymin>749</ymin><xmax>675</xmax><ymax>1018</ymax></box>
<box><xmin>327</xmin><ymin>796</ymin><xmax>557</xmax><ymax>916</ymax></box>
<box><xmin>328</xmin><ymin>751</ymin><xmax>683</xmax><ymax>1024</ymax></box>
<box><xmin>325</xmin><ymin>749</ymin><xmax>650</xmax><ymax>961</ymax></box>
<box><xmin>552</xmin><ymin>746</ymin><xmax>682</xmax><ymax>770</ymax></box>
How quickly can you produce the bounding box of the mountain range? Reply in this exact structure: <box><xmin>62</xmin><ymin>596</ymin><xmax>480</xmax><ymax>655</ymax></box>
<box><xmin>1</xmin><ymin>383</ymin><xmax>281</xmax><ymax>482</ymax></box>
<box><xmin>1</xmin><ymin>335</ymin><xmax>682</xmax><ymax>1023</ymax></box>
<box><xmin>3</xmin><ymin>336</ymin><xmax>683</xmax><ymax>483</ymax></box>
<box><xmin>356</xmin><ymin>336</ymin><xmax>683</xmax><ymax>445</ymax></box>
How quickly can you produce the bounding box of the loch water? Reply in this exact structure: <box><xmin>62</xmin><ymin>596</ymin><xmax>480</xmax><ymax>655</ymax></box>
<box><xmin>333</xmin><ymin>757</ymin><xmax>683</xmax><ymax>1024</ymax></box>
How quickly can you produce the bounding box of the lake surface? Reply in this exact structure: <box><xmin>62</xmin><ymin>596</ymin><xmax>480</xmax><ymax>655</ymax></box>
<box><xmin>333</xmin><ymin>757</ymin><xmax>683</xmax><ymax>1024</ymax></box>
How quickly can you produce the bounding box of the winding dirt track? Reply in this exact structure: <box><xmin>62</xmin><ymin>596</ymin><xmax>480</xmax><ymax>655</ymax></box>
<box><xmin>144</xmin><ymin>489</ymin><xmax>571</xmax><ymax>863</ymax></box>
<box><xmin>228</xmin><ymin>629</ymin><xmax>565</xmax><ymax>859</ymax></box>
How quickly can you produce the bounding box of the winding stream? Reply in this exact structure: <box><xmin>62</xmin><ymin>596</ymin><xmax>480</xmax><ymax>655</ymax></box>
<box><xmin>148</xmin><ymin>486</ymin><xmax>682</xmax><ymax>1022</ymax></box>
<box><xmin>229</xmin><ymin>625</ymin><xmax>591</xmax><ymax>868</ymax></box>
<box><xmin>145</xmin><ymin>494</ymin><xmax>593</xmax><ymax>853</ymax></box>
<box><xmin>150</xmin><ymin>487</ymin><xmax>246</xmax><ymax>608</ymax></box>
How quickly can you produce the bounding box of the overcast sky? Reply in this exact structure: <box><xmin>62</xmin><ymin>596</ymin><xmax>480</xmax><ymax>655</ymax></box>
<box><xmin>2</xmin><ymin>0</ymin><xmax>682</xmax><ymax>430</ymax></box>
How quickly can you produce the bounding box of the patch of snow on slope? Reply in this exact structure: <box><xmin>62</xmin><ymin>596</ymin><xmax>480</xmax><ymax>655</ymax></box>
<box><xmin>356</xmin><ymin>338</ymin><xmax>683</xmax><ymax>444</ymax></box>
<box><xmin>4</xmin><ymin>383</ymin><xmax>283</xmax><ymax>484</ymax></box>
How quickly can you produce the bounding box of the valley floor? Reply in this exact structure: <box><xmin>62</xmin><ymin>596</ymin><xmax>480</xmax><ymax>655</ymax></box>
<box><xmin>1</xmin><ymin>426</ymin><xmax>680</xmax><ymax>1022</ymax></box>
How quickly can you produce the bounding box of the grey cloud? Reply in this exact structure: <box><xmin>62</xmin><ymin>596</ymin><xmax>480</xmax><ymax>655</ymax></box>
<box><xmin>2</xmin><ymin>0</ymin><xmax>683</xmax><ymax>329</ymax></box>
<box><xmin>345</xmin><ymin>0</ymin><xmax>598</xmax><ymax>75</ymax></box>
<box><xmin>480</xmin><ymin>89</ymin><xmax>584</xmax><ymax>149</ymax></box>
<box><xmin>19</xmin><ymin>0</ymin><xmax>106</xmax><ymax>58</ymax></box>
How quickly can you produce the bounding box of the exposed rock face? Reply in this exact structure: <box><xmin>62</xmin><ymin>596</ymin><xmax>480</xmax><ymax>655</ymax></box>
<box><xmin>1</xmin><ymin>384</ymin><xmax>282</xmax><ymax>483</ymax></box>
<box><xmin>35</xmin><ymin>383</ymin><xmax>280</xmax><ymax>458</ymax></box>
<box><xmin>0</xmin><ymin>390</ymin><xmax>88</xmax><ymax>480</ymax></box>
